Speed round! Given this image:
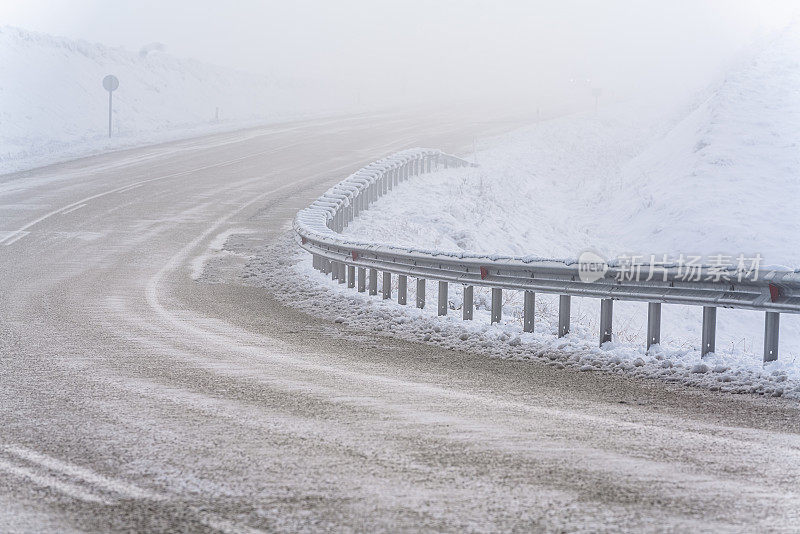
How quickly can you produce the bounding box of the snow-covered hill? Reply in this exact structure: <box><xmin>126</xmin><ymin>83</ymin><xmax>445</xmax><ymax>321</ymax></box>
<box><xmin>339</xmin><ymin>27</ymin><xmax>800</xmax><ymax>377</ymax></box>
<box><xmin>0</xmin><ymin>26</ymin><xmax>345</xmax><ymax>174</ymax></box>
<box><xmin>347</xmin><ymin>27</ymin><xmax>800</xmax><ymax>269</ymax></box>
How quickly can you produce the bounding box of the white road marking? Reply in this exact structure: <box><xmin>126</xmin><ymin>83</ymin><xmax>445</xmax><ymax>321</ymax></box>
<box><xmin>59</xmin><ymin>203</ymin><xmax>87</xmax><ymax>215</ymax></box>
<box><xmin>0</xmin><ymin>147</ymin><xmax>281</xmax><ymax>247</ymax></box>
<box><xmin>195</xmin><ymin>513</ymin><xmax>266</xmax><ymax>534</ymax></box>
<box><xmin>2</xmin><ymin>445</ymin><xmax>265</xmax><ymax>531</ymax></box>
<box><xmin>0</xmin><ymin>458</ymin><xmax>113</xmax><ymax>505</ymax></box>
<box><xmin>3</xmin><ymin>231</ymin><xmax>29</xmax><ymax>247</ymax></box>
<box><xmin>4</xmin><ymin>445</ymin><xmax>161</xmax><ymax>501</ymax></box>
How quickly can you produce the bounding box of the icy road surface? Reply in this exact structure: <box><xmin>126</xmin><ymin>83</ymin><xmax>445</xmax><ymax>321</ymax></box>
<box><xmin>1</xmin><ymin>114</ymin><xmax>799</xmax><ymax>532</ymax></box>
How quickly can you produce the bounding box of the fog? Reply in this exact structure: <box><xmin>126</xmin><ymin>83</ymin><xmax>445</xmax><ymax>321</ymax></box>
<box><xmin>4</xmin><ymin>0</ymin><xmax>799</xmax><ymax>111</ymax></box>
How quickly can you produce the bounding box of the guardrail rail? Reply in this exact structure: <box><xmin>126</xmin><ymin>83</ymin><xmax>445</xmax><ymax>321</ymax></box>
<box><xmin>294</xmin><ymin>148</ymin><xmax>800</xmax><ymax>363</ymax></box>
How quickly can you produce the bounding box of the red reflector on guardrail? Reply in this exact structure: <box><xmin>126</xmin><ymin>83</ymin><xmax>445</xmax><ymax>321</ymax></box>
<box><xmin>480</xmin><ymin>267</ymin><xmax>488</xmax><ymax>280</ymax></box>
<box><xmin>769</xmin><ymin>284</ymin><xmax>780</xmax><ymax>302</ymax></box>
<box><xmin>352</xmin><ymin>251</ymin><xmax>358</xmax><ymax>260</ymax></box>
<box><xmin>301</xmin><ymin>237</ymin><xmax>307</xmax><ymax>244</ymax></box>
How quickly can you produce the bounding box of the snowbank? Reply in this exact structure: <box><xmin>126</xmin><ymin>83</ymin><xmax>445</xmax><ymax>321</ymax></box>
<box><xmin>246</xmin><ymin>235</ymin><xmax>799</xmax><ymax>399</ymax></box>
<box><xmin>328</xmin><ymin>28</ymin><xmax>800</xmax><ymax>387</ymax></box>
<box><xmin>0</xmin><ymin>26</ymin><xmax>346</xmax><ymax>174</ymax></box>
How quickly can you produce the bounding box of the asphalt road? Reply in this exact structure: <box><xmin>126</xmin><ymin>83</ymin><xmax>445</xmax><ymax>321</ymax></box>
<box><xmin>1</xmin><ymin>113</ymin><xmax>799</xmax><ymax>533</ymax></box>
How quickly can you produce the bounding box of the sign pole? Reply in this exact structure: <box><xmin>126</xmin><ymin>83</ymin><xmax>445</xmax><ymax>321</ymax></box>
<box><xmin>108</xmin><ymin>90</ymin><xmax>113</xmax><ymax>138</ymax></box>
<box><xmin>102</xmin><ymin>75</ymin><xmax>119</xmax><ymax>138</ymax></box>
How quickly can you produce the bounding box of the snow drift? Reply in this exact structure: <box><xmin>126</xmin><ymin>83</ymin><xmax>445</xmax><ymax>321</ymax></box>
<box><xmin>0</xmin><ymin>26</ymin><xmax>344</xmax><ymax>174</ymax></box>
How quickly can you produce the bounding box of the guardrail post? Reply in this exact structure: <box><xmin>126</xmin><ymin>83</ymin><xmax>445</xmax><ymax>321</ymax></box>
<box><xmin>647</xmin><ymin>303</ymin><xmax>661</xmax><ymax>350</ymax></box>
<box><xmin>331</xmin><ymin>262</ymin><xmax>338</xmax><ymax>281</ymax></box>
<box><xmin>463</xmin><ymin>286</ymin><xmax>474</xmax><ymax>320</ymax></box>
<box><xmin>416</xmin><ymin>279</ymin><xmax>426</xmax><ymax>308</ymax></box>
<box><xmin>393</xmin><ymin>168</ymin><xmax>398</xmax><ymax>187</ymax></box>
<box><xmin>398</xmin><ymin>275</ymin><xmax>407</xmax><ymax>305</ymax></box>
<box><xmin>764</xmin><ymin>312</ymin><xmax>780</xmax><ymax>362</ymax></box>
<box><xmin>382</xmin><ymin>175</ymin><xmax>388</xmax><ymax>195</ymax></box>
<box><xmin>523</xmin><ymin>291</ymin><xmax>535</xmax><ymax>332</ymax></box>
<box><xmin>369</xmin><ymin>268</ymin><xmax>377</xmax><ymax>296</ymax></box>
<box><xmin>347</xmin><ymin>265</ymin><xmax>355</xmax><ymax>289</ymax></box>
<box><xmin>701</xmin><ymin>306</ymin><xmax>716</xmax><ymax>356</ymax></box>
<box><xmin>491</xmin><ymin>288</ymin><xmax>502</xmax><ymax>324</ymax></box>
<box><xmin>382</xmin><ymin>272</ymin><xmax>391</xmax><ymax>299</ymax></box>
<box><xmin>337</xmin><ymin>263</ymin><xmax>346</xmax><ymax>284</ymax></box>
<box><xmin>438</xmin><ymin>281</ymin><xmax>448</xmax><ymax>316</ymax></box>
<box><xmin>357</xmin><ymin>267</ymin><xmax>366</xmax><ymax>292</ymax></box>
<box><xmin>559</xmin><ymin>295</ymin><xmax>570</xmax><ymax>337</ymax></box>
<box><xmin>600</xmin><ymin>299</ymin><xmax>613</xmax><ymax>345</ymax></box>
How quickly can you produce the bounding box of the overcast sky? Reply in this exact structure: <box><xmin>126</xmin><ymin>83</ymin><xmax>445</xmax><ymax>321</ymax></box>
<box><xmin>3</xmin><ymin>1</ymin><xmax>798</xmax><ymax>107</ymax></box>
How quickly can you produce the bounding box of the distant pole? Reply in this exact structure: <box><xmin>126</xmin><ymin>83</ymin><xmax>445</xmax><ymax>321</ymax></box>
<box><xmin>102</xmin><ymin>75</ymin><xmax>119</xmax><ymax>138</ymax></box>
<box><xmin>592</xmin><ymin>87</ymin><xmax>602</xmax><ymax>114</ymax></box>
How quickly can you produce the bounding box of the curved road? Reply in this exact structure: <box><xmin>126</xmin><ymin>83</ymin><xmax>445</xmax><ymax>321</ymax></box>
<box><xmin>1</xmin><ymin>114</ymin><xmax>799</xmax><ymax>532</ymax></box>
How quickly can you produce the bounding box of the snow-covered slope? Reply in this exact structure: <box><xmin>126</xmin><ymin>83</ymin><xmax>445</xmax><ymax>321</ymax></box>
<box><xmin>346</xmin><ymin>28</ymin><xmax>800</xmax><ymax>269</ymax></box>
<box><xmin>607</xmin><ymin>28</ymin><xmax>800</xmax><ymax>270</ymax></box>
<box><xmin>338</xmin><ymin>28</ymin><xmax>800</xmax><ymax>377</ymax></box>
<box><xmin>0</xmin><ymin>26</ymin><xmax>344</xmax><ymax>174</ymax></box>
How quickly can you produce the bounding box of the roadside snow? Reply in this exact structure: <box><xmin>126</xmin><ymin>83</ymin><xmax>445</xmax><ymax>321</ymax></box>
<box><xmin>245</xmin><ymin>235</ymin><xmax>799</xmax><ymax>399</ymax></box>
<box><xmin>0</xmin><ymin>26</ymin><xmax>347</xmax><ymax>175</ymax></box>
<box><xmin>276</xmin><ymin>28</ymin><xmax>800</xmax><ymax>393</ymax></box>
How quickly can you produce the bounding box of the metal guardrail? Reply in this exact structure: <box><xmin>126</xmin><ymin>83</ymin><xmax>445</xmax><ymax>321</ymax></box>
<box><xmin>294</xmin><ymin>149</ymin><xmax>800</xmax><ymax>363</ymax></box>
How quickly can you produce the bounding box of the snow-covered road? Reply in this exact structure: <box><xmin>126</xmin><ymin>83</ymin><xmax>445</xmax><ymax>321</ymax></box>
<box><xmin>1</xmin><ymin>115</ymin><xmax>799</xmax><ymax>532</ymax></box>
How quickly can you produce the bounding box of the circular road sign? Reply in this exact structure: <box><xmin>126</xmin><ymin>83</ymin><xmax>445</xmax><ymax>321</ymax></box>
<box><xmin>103</xmin><ymin>75</ymin><xmax>119</xmax><ymax>92</ymax></box>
